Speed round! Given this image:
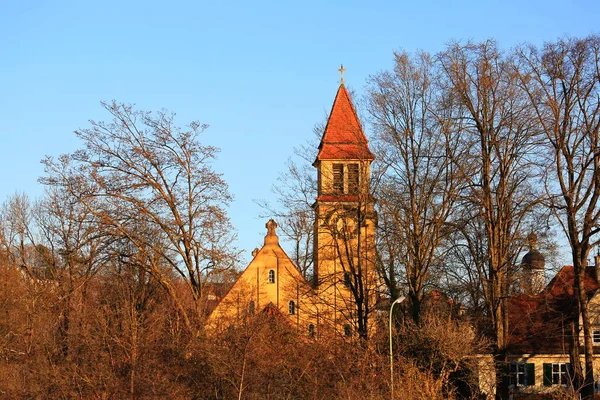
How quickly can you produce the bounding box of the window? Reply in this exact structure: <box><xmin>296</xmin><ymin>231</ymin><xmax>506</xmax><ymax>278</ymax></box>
<box><xmin>344</xmin><ymin>324</ymin><xmax>352</xmax><ymax>337</ymax></box>
<box><xmin>308</xmin><ymin>324</ymin><xmax>315</xmax><ymax>338</ymax></box>
<box><xmin>510</xmin><ymin>362</ymin><xmax>534</xmax><ymax>387</ymax></box>
<box><xmin>552</xmin><ymin>363</ymin><xmax>568</xmax><ymax>386</ymax></box>
<box><xmin>333</xmin><ymin>163</ymin><xmax>344</xmax><ymax>193</ymax></box>
<box><xmin>543</xmin><ymin>363</ymin><xmax>570</xmax><ymax>386</ymax></box>
<box><xmin>347</xmin><ymin>164</ymin><xmax>359</xmax><ymax>194</ymax></box>
<box><xmin>593</xmin><ymin>329</ymin><xmax>600</xmax><ymax>344</ymax></box>
<box><xmin>332</xmin><ymin>163</ymin><xmax>361</xmax><ymax>195</ymax></box>
<box><xmin>248</xmin><ymin>300</ymin><xmax>255</xmax><ymax>315</ymax></box>
<box><xmin>268</xmin><ymin>269</ymin><xmax>275</xmax><ymax>283</ymax></box>
<box><xmin>288</xmin><ymin>300</ymin><xmax>295</xmax><ymax>315</ymax></box>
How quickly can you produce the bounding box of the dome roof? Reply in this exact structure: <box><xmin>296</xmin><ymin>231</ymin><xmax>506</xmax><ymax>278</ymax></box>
<box><xmin>522</xmin><ymin>250</ymin><xmax>545</xmax><ymax>270</ymax></box>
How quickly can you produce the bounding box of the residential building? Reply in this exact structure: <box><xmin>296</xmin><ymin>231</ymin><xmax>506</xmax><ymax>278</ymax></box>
<box><xmin>478</xmin><ymin>239</ymin><xmax>600</xmax><ymax>397</ymax></box>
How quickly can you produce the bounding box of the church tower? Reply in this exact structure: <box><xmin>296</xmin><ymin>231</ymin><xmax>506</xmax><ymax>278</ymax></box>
<box><xmin>312</xmin><ymin>67</ymin><xmax>377</xmax><ymax>337</ymax></box>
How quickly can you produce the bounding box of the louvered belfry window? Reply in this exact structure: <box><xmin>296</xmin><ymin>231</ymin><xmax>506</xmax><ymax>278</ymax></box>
<box><xmin>333</xmin><ymin>163</ymin><xmax>344</xmax><ymax>193</ymax></box>
<box><xmin>347</xmin><ymin>164</ymin><xmax>359</xmax><ymax>194</ymax></box>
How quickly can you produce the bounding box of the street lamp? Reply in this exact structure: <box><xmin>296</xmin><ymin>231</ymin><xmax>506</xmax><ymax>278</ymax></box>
<box><xmin>389</xmin><ymin>296</ymin><xmax>405</xmax><ymax>399</ymax></box>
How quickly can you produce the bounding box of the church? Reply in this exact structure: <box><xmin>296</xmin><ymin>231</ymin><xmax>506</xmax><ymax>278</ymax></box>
<box><xmin>207</xmin><ymin>70</ymin><xmax>600</xmax><ymax>398</ymax></box>
<box><xmin>208</xmin><ymin>71</ymin><xmax>380</xmax><ymax>338</ymax></box>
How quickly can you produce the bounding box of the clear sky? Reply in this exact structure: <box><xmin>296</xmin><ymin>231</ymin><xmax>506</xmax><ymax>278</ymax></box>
<box><xmin>1</xmin><ymin>0</ymin><xmax>599</xmax><ymax>264</ymax></box>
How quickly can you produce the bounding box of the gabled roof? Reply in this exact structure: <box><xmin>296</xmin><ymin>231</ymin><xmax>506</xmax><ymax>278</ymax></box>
<box><xmin>506</xmin><ymin>266</ymin><xmax>599</xmax><ymax>354</ymax></box>
<box><xmin>314</xmin><ymin>84</ymin><xmax>375</xmax><ymax>163</ymax></box>
<box><xmin>544</xmin><ymin>265</ymin><xmax>599</xmax><ymax>297</ymax></box>
<box><xmin>207</xmin><ymin>220</ymin><xmax>312</xmax><ymax>325</ymax></box>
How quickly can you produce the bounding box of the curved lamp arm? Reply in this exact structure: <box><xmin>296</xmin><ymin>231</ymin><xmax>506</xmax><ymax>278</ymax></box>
<box><xmin>389</xmin><ymin>296</ymin><xmax>405</xmax><ymax>398</ymax></box>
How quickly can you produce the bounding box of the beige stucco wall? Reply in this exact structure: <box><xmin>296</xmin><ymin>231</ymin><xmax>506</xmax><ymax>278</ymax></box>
<box><xmin>207</xmin><ymin>225</ymin><xmax>318</xmax><ymax>334</ymax></box>
<box><xmin>311</xmin><ymin>156</ymin><xmax>380</xmax><ymax>337</ymax></box>
<box><xmin>477</xmin><ymin>353</ymin><xmax>600</xmax><ymax>398</ymax></box>
<box><xmin>582</xmin><ymin>291</ymin><xmax>600</xmax><ymax>345</ymax></box>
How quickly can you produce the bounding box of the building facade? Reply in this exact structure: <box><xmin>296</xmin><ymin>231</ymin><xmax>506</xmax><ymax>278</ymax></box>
<box><xmin>477</xmin><ymin>245</ymin><xmax>600</xmax><ymax>397</ymax></box>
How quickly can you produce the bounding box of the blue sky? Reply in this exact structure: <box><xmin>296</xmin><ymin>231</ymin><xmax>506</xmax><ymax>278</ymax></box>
<box><xmin>1</xmin><ymin>0</ymin><xmax>599</xmax><ymax>264</ymax></box>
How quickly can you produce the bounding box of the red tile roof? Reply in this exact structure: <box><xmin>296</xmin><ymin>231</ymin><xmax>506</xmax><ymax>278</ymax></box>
<box><xmin>506</xmin><ymin>266</ymin><xmax>599</xmax><ymax>353</ymax></box>
<box><xmin>315</xmin><ymin>85</ymin><xmax>375</xmax><ymax>163</ymax></box>
<box><xmin>316</xmin><ymin>194</ymin><xmax>376</xmax><ymax>203</ymax></box>
<box><xmin>545</xmin><ymin>265</ymin><xmax>599</xmax><ymax>297</ymax></box>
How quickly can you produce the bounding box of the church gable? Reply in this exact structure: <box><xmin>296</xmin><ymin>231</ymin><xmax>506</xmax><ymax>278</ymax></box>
<box><xmin>208</xmin><ymin>220</ymin><xmax>314</xmax><ymax>329</ymax></box>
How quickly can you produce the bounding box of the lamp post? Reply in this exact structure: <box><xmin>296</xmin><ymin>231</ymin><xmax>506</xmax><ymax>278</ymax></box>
<box><xmin>389</xmin><ymin>296</ymin><xmax>405</xmax><ymax>399</ymax></box>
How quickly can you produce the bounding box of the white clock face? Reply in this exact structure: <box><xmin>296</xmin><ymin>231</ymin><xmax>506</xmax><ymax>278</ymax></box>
<box><xmin>333</xmin><ymin>215</ymin><xmax>357</xmax><ymax>239</ymax></box>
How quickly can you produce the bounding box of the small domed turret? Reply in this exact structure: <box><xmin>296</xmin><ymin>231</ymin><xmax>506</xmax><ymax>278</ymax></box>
<box><xmin>521</xmin><ymin>233</ymin><xmax>545</xmax><ymax>294</ymax></box>
<box><xmin>522</xmin><ymin>250</ymin><xmax>545</xmax><ymax>270</ymax></box>
<box><xmin>521</xmin><ymin>232</ymin><xmax>545</xmax><ymax>269</ymax></box>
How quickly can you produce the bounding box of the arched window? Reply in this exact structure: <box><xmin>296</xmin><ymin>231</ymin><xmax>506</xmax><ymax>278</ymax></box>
<box><xmin>288</xmin><ymin>300</ymin><xmax>295</xmax><ymax>315</ymax></box>
<box><xmin>248</xmin><ymin>300</ymin><xmax>255</xmax><ymax>315</ymax></box>
<box><xmin>268</xmin><ymin>269</ymin><xmax>275</xmax><ymax>283</ymax></box>
<box><xmin>308</xmin><ymin>324</ymin><xmax>315</xmax><ymax>338</ymax></box>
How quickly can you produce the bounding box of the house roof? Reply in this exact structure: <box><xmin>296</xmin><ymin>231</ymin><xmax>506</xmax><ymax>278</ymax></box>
<box><xmin>314</xmin><ymin>84</ymin><xmax>375</xmax><ymax>163</ymax></box>
<box><xmin>544</xmin><ymin>265</ymin><xmax>599</xmax><ymax>297</ymax></box>
<box><xmin>506</xmin><ymin>266</ymin><xmax>599</xmax><ymax>354</ymax></box>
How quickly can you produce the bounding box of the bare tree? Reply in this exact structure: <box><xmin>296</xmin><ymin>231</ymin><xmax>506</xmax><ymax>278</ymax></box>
<box><xmin>0</xmin><ymin>193</ymin><xmax>38</xmax><ymax>277</ymax></box>
<box><xmin>41</xmin><ymin>101</ymin><xmax>239</xmax><ymax>334</ymax></box>
<box><xmin>438</xmin><ymin>40</ymin><xmax>544</xmax><ymax>399</ymax></box>
<box><xmin>516</xmin><ymin>35</ymin><xmax>600</xmax><ymax>398</ymax></box>
<box><xmin>367</xmin><ymin>50</ymin><xmax>464</xmax><ymax>324</ymax></box>
<box><xmin>32</xmin><ymin>187</ymin><xmax>111</xmax><ymax>359</ymax></box>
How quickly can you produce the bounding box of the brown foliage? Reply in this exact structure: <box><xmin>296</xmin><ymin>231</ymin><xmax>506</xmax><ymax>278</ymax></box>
<box><xmin>0</xmin><ymin>252</ymin><xmax>467</xmax><ymax>399</ymax></box>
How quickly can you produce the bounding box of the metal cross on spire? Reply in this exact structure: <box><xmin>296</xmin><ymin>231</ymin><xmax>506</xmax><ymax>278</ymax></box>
<box><xmin>338</xmin><ymin>64</ymin><xmax>346</xmax><ymax>86</ymax></box>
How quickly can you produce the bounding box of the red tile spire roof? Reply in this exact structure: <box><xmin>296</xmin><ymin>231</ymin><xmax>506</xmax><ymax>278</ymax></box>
<box><xmin>314</xmin><ymin>84</ymin><xmax>375</xmax><ymax>164</ymax></box>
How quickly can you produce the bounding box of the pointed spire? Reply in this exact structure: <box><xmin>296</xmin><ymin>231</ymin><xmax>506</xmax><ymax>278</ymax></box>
<box><xmin>314</xmin><ymin>75</ymin><xmax>375</xmax><ymax>163</ymax></box>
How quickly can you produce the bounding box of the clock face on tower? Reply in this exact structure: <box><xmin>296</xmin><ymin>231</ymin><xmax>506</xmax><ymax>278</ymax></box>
<box><xmin>327</xmin><ymin>211</ymin><xmax>358</xmax><ymax>239</ymax></box>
